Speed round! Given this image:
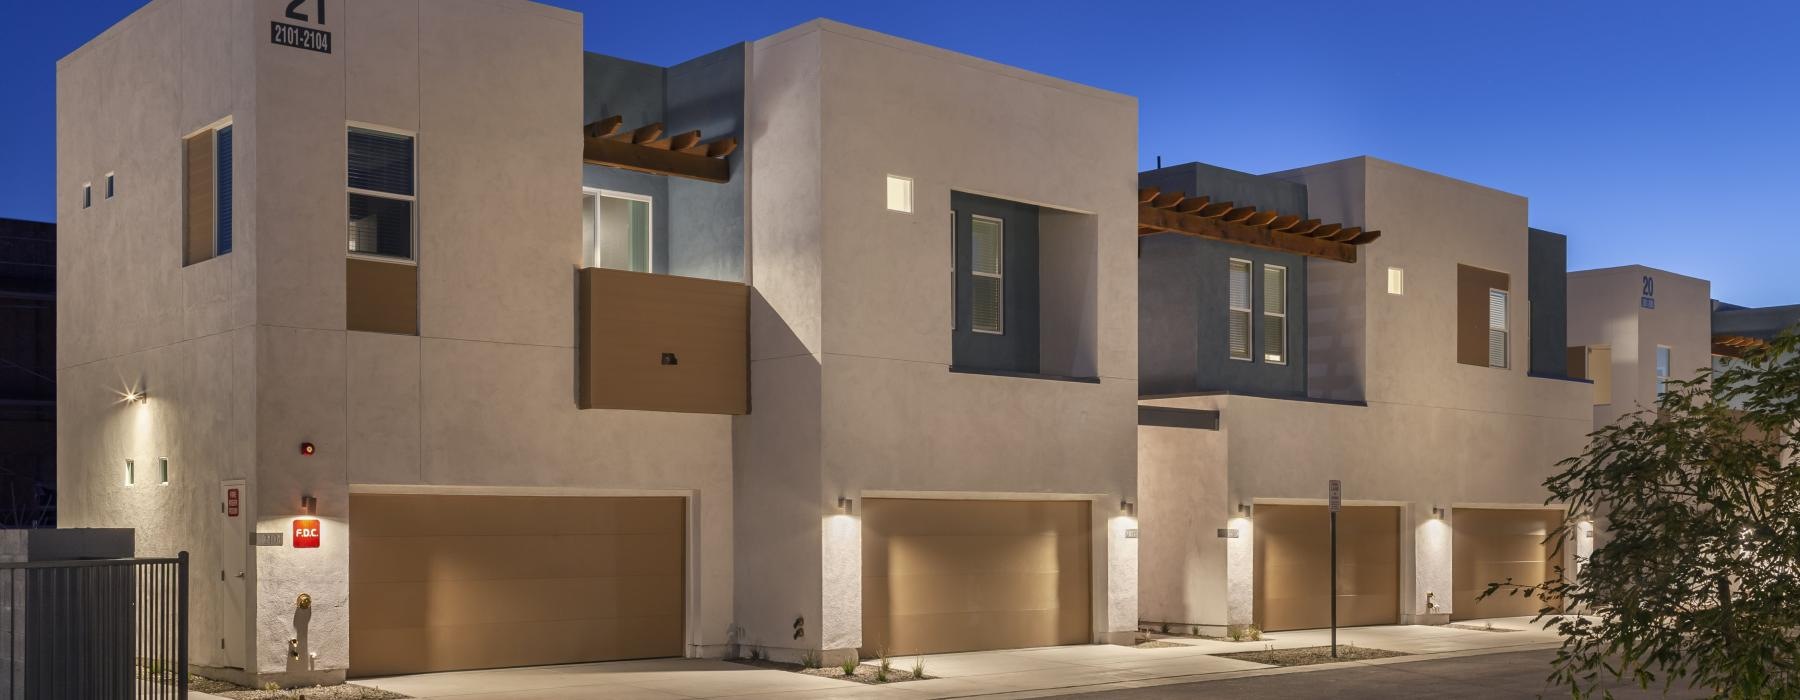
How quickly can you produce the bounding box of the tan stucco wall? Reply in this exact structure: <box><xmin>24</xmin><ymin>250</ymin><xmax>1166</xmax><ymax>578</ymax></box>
<box><xmin>60</xmin><ymin>0</ymin><xmax>736</xmax><ymax>683</ymax></box>
<box><xmin>1141</xmin><ymin>158</ymin><xmax>1591</xmax><ymax>629</ymax></box>
<box><xmin>738</xmin><ymin>20</ymin><xmax>1139</xmax><ymax>660</ymax></box>
<box><xmin>1568</xmin><ymin>265</ymin><xmax>1713</xmax><ymax>430</ymax></box>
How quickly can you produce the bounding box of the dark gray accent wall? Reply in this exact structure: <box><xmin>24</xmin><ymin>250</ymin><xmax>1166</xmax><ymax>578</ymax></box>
<box><xmin>1138</xmin><ymin>163</ymin><xmax>1308</xmax><ymax>397</ymax></box>
<box><xmin>1713</xmin><ymin>301</ymin><xmax>1800</xmax><ymax>341</ymax></box>
<box><xmin>581</xmin><ymin>47</ymin><xmax>745</xmax><ymax>282</ymax></box>
<box><xmin>1527</xmin><ymin>228</ymin><xmax>1569</xmax><ymax>377</ymax></box>
<box><xmin>1137</xmin><ymin>406</ymin><xmax>1220</xmax><ymax>430</ymax></box>
<box><xmin>952</xmin><ymin>192</ymin><xmax>1040</xmax><ymax>374</ymax></box>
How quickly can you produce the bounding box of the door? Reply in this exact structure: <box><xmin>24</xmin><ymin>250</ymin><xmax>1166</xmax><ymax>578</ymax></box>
<box><xmin>217</xmin><ymin>480</ymin><xmax>248</xmax><ymax>668</ymax></box>
<box><xmin>1452</xmin><ymin>508</ymin><xmax>1562</xmax><ymax>620</ymax></box>
<box><xmin>348</xmin><ymin>493</ymin><xmax>685</xmax><ymax>677</ymax></box>
<box><xmin>1253</xmin><ymin>504</ymin><xmax>1399</xmax><ymax>632</ymax></box>
<box><xmin>861</xmin><ymin>498</ymin><xmax>1090</xmax><ymax>656</ymax></box>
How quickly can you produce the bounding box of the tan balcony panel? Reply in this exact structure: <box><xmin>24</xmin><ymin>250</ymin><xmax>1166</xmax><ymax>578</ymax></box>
<box><xmin>578</xmin><ymin>267</ymin><xmax>748</xmax><ymax>414</ymax></box>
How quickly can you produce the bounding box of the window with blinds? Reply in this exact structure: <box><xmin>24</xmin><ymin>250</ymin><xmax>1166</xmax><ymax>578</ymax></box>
<box><xmin>1487</xmin><ymin>289</ymin><xmax>1508</xmax><ymax>368</ymax></box>
<box><xmin>1228</xmin><ymin>259</ymin><xmax>1252</xmax><ymax>361</ymax></box>
<box><xmin>216</xmin><ymin>126</ymin><xmax>232</xmax><ymax>254</ymax></box>
<box><xmin>970</xmin><ymin>215</ymin><xmax>1004</xmax><ymax>334</ymax></box>
<box><xmin>1262</xmin><ymin>264</ymin><xmax>1287</xmax><ymax>364</ymax></box>
<box><xmin>347</xmin><ymin>126</ymin><xmax>415</xmax><ymax>260</ymax></box>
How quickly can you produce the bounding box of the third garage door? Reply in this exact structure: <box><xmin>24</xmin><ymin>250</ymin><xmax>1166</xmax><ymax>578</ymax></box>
<box><xmin>861</xmin><ymin>499</ymin><xmax>1090</xmax><ymax>656</ymax></box>
<box><xmin>1452</xmin><ymin>508</ymin><xmax>1562</xmax><ymax>620</ymax></box>
<box><xmin>349</xmin><ymin>493</ymin><xmax>685</xmax><ymax>677</ymax></box>
<box><xmin>1254</xmin><ymin>504</ymin><xmax>1399</xmax><ymax>632</ymax></box>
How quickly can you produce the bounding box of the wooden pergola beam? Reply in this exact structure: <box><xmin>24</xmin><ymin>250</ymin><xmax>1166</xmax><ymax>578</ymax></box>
<box><xmin>582</xmin><ymin>115</ymin><xmax>736</xmax><ymax>183</ymax></box>
<box><xmin>1139</xmin><ymin>204</ymin><xmax>1357</xmax><ymax>264</ymax></box>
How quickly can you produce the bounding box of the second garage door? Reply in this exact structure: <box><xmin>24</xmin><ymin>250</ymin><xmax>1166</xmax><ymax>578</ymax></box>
<box><xmin>349</xmin><ymin>493</ymin><xmax>685</xmax><ymax>677</ymax></box>
<box><xmin>1254</xmin><ymin>504</ymin><xmax>1399</xmax><ymax>632</ymax></box>
<box><xmin>1452</xmin><ymin>508</ymin><xmax>1562</xmax><ymax>620</ymax></box>
<box><xmin>861</xmin><ymin>499</ymin><xmax>1090</xmax><ymax>656</ymax></box>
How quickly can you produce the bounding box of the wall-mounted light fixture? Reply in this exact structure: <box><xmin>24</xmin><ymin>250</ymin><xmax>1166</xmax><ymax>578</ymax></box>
<box><xmin>300</xmin><ymin>495</ymin><xmax>318</xmax><ymax>516</ymax></box>
<box><xmin>836</xmin><ymin>497</ymin><xmax>853</xmax><ymax>514</ymax></box>
<box><xmin>1237</xmin><ymin>502</ymin><xmax>1252</xmax><ymax>518</ymax></box>
<box><xmin>120</xmin><ymin>387</ymin><xmax>148</xmax><ymax>405</ymax></box>
<box><xmin>1431</xmin><ymin>506</ymin><xmax>1446</xmax><ymax>519</ymax></box>
<box><xmin>661</xmin><ymin>352</ymin><xmax>679</xmax><ymax>366</ymax></box>
<box><xmin>1120</xmin><ymin>498</ymin><xmax>1136</xmax><ymax>516</ymax></box>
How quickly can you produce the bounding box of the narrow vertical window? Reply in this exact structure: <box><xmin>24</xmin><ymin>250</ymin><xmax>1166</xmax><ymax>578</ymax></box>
<box><xmin>886</xmin><ymin>175</ymin><xmax>913</xmax><ymax>213</ymax></box>
<box><xmin>1656</xmin><ymin>345</ymin><xmax>1672</xmax><ymax>396</ymax></box>
<box><xmin>216</xmin><ymin>125</ymin><xmax>233</xmax><ymax>254</ymax></box>
<box><xmin>347</xmin><ymin>126</ymin><xmax>416</xmax><ymax>260</ymax></box>
<box><xmin>124</xmin><ymin>459</ymin><xmax>135</xmax><ymax>486</ymax></box>
<box><xmin>950</xmin><ymin>209</ymin><xmax>957</xmax><ymax>331</ymax></box>
<box><xmin>1487</xmin><ymin>289</ymin><xmax>1508</xmax><ymax>368</ymax></box>
<box><xmin>970</xmin><ymin>215</ymin><xmax>1003</xmax><ymax>334</ymax></box>
<box><xmin>1387</xmin><ymin>267</ymin><xmax>1404</xmax><ymax>295</ymax></box>
<box><xmin>105</xmin><ymin>173</ymin><xmax>115</xmax><ymax>199</ymax></box>
<box><xmin>1227</xmin><ymin>259</ymin><xmax>1252</xmax><ymax>361</ymax></box>
<box><xmin>1262</xmin><ymin>264</ymin><xmax>1287</xmax><ymax>364</ymax></box>
<box><xmin>159</xmin><ymin>457</ymin><xmax>169</xmax><ymax>485</ymax></box>
<box><xmin>583</xmin><ymin>189</ymin><xmax>651</xmax><ymax>272</ymax></box>
<box><xmin>82</xmin><ymin>183</ymin><xmax>92</xmax><ymax>209</ymax></box>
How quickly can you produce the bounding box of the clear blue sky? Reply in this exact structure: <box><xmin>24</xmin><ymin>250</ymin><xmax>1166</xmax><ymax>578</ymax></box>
<box><xmin>2</xmin><ymin>0</ymin><xmax>1794</xmax><ymax>306</ymax></box>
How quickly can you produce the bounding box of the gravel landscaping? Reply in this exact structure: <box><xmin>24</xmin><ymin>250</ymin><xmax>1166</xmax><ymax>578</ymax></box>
<box><xmin>1133</xmin><ymin>640</ymin><xmax>1187</xmax><ymax>649</ymax></box>
<box><xmin>730</xmin><ymin>657</ymin><xmax>930</xmax><ymax>685</ymax></box>
<box><xmin>1445</xmin><ymin>622</ymin><xmax>1521</xmax><ymax>632</ymax></box>
<box><xmin>188</xmin><ymin>675</ymin><xmax>409</xmax><ymax>699</ymax></box>
<box><xmin>1214</xmin><ymin>645</ymin><xmax>1409</xmax><ymax>667</ymax></box>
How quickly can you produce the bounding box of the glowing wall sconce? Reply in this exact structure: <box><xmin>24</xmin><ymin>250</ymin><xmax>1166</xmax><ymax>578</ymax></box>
<box><xmin>836</xmin><ymin>497</ymin><xmax>853</xmax><ymax>514</ymax></box>
<box><xmin>1431</xmin><ymin>506</ymin><xmax>1446</xmax><ymax>519</ymax></box>
<box><xmin>300</xmin><ymin>495</ymin><xmax>318</xmax><ymax>516</ymax></box>
<box><xmin>1119</xmin><ymin>498</ymin><xmax>1136</xmax><ymax>516</ymax></box>
<box><xmin>1237</xmin><ymin>502</ymin><xmax>1253</xmax><ymax>518</ymax></box>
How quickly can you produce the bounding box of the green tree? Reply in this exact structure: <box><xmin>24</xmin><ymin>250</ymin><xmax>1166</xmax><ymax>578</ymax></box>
<box><xmin>1488</xmin><ymin>332</ymin><xmax>1800</xmax><ymax>699</ymax></box>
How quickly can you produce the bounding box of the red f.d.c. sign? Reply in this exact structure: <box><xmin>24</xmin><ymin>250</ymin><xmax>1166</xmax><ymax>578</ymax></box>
<box><xmin>292</xmin><ymin>519</ymin><xmax>321</xmax><ymax>548</ymax></box>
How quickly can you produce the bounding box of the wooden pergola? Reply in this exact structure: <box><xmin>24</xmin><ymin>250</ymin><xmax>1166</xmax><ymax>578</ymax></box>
<box><xmin>582</xmin><ymin>115</ymin><xmax>738</xmax><ymax>183</ymax></box>
<box><xmin>1713</xmin><ymin>334</ymin><xmax>1768</xmax><ymax>358</ymax></box>
<box><xmin>1137</xmin><ymin>187</ymin><xmax>1379</xmax><ymax>263</ymax></box>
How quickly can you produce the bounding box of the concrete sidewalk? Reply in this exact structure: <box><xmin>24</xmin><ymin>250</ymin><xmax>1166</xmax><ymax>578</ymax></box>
<box><xmin>346</xmin><ymin>617</ymin><xmax>1562</xmax><ymax>699</ymax></box>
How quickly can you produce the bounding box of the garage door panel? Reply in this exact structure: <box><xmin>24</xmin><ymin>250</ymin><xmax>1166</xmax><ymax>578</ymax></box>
<box><xmin>862</xmin><ymin>499</ymin><xmax>1089</xmax><ymax>656</ymax></box>
<box><xmin>1452</xmin><ymin>508</ymin><xmax>1560</xmax><ymax>620</ymax></box>
<box><xmin>350</xmin><ymin>494</ymin><xmax>684</xmax><ymax>676</ymax></box>
<box><xmin>1254</xmin><ymin>504</ymin><xmax>1399</xmax><ymax>632</ymax></box>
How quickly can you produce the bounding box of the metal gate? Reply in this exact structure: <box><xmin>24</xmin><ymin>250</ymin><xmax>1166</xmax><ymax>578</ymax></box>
<box><xmin>0</xmin><ymin>552</ymin><xmax>188</xmax><ymax>699</ymax></box>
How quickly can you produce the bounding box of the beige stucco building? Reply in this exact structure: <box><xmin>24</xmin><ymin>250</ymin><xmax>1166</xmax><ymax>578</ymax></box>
<box><xmin>1136</xmin><ymin>157</ymin><xmax>1593</xmax><ymax>634</ymax></box>
<box><xmin>58</xmin><ymin>0</ymin><xmax>1136</xmax><ymax>685</ymax></box>
<box><xmin>1567</xmin><ymin>265</ymin><xmax>1715</xmax><ymax>429</ymax></box>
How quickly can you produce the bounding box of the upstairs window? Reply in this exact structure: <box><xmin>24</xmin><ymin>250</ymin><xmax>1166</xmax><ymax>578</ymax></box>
<box><xmin>82</xmin><ymin>183</ymin><xmax>91</xmax><ymax>209</ymax></box>
<box><xmin>1656</xmin><ymin>345</ymin><xmax>1672</xmax><ymax>396</ymax></box>
<box><xmin>347</xmin><ymin>126</ymin><xmax>415</xmax><ymax>261</ymax></box>
<box><xmin>105</xmin><ymin>173</ymin><xmax>115</xmax><ymax>199</ymax></box>
<box><xmin>183</xmin><ymin>121</ymin><xmax>233</xmax><ymax>264</ymax></box>
<box><xmin>582</xmin><ymin>189</ymin><xmax>651</xmax><ymax>272</ymax></box>
<box><xmin>1227</xmin><ymin>259</ymin><xmax>1252</xmax><ymax>361</ymax></box>
<box><xmin>970</xmin><ymin>215</ymin><xmax>1004</xmax><ymax>334</ymax></box>
<box><xmin>1487</xmin><ymin>289</ymin><xmax>1508</xmax><ymax>368</ymax></box>
<box><xmin>1262</xmin><ymin>264</ymin><xmax>1288</xmax><ymax>364</ymax></box>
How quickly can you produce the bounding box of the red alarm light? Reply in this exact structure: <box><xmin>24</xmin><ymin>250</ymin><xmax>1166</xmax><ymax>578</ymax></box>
<box><xmin>300</xmin><ymin>442</ymin><xmax>316</xmax><ymax>456</ymax></box>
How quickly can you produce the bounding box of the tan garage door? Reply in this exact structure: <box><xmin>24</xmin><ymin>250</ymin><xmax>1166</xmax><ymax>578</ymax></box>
<box><xmin>861</xmin><ymin>499</ymin><xmax>1090</xmax><ymax>656</ymax></box>
<box><xmin>1452</xmin><ymin>508</ymin><xmax>1561</xmax><ymax>621</ymax></box>
<box><xmin>349</xmin><ymin>494</ymin><xmax>685</xmax><ymax>677</ymax></box>
<box><xmin>1254</xmin><ymin>505</ymin><xmax>1399</xmax><ymax>632</ymax></box>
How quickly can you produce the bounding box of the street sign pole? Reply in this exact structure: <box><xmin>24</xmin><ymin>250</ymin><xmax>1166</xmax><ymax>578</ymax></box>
<box><xmin>1328</xmin><ymin>479</ymin><xmax>1341</xmax><ymax>659</ymax></box>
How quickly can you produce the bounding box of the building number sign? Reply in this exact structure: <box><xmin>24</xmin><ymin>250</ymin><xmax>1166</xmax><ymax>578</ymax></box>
<box><xmin>272</xmin><ymin>0</ymin><xmax>331</xmax><ymax>54</ymax></box>
<box><xmin>1641</xmin><ymin>275</ymin><xmax>1656</xmax><ymax>310</ymax></box>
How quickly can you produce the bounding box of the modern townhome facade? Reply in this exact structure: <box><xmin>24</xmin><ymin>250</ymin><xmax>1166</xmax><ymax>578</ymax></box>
<box><xmin>57</xmin><ymin>0</ymin><xmax>1137</xmax><ymax>686</ymax></box>
<box><xmin>1135</xmin><ymin>158</ymin><xmax>1593</xmax><ymax>635</ymax></box>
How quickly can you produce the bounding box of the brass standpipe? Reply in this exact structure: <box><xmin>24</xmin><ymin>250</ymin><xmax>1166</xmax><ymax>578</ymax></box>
<box><xmin>291</xmin><ymin>593</ymin><xmax>313</xmax><ymax>659</ymax></box>
<box><xmin>296</xmin><ymin>593</ymin><xmax>313</xmax><ymax>609</ymax></box>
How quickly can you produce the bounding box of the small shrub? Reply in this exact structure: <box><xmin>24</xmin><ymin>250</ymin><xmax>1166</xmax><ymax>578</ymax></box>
<box><xmin>840</xmin><ymin>657</ymin><xmax>859</xmax><ymax>677</ymax></box>
<box><xmin>877</xmin><ymin>651</ymin><xmax>892</xmax><ymax>682</ymax></box>
<box><xmin>1159</xmin><ymin>621</ymin><xmax>1171</xmax><ymax>634</ymax></box>
<box><xmin>911</xmin><ymin>656</ymin><xmax>927</xmax><ymax>680</ymax></box>
<box><xmin>1247</xmin><ymin>625</ymin><xmax>1263</xmax><ymax>641</ymax></box>
<box><xmin>800</xmin><ymin>649</ymin><xmax>821</xmax><ymax>668</ymax></box>
<box><xmin>1227</xmin><ymin>626</ymin><xmax>1247</xmax><ymax>642</ymax></box>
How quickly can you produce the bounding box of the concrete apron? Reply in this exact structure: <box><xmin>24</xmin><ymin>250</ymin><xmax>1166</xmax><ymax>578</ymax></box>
<box><xmin>347</xmin><ymin>617</ymin><xmax>1562</xmax><ymax>699</ymax></box>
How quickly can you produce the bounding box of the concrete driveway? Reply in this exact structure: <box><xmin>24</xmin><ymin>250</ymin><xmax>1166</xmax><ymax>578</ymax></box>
<box><xmin>351</xmin><ymin>617</ymin><xmax>1566</xmax><ymax>699</ymax></box>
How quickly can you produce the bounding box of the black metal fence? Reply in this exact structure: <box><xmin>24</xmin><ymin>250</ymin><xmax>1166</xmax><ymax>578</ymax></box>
<box><xmin>0</xmin><ymin>552</ymin><xmax>188</xmax><ymax>699</ymax></box>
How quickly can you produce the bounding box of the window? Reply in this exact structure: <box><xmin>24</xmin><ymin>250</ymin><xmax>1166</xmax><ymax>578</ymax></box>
<box><xmin>159</xmin><ymin>457</ymin><xmax>169</xmax><ymax>485</ymax></box>
<box><xmin>347</xmin><ymin>126</ymin><xmax>415</xmax><ymax>261</ymax></box>
<box><xmin>124</xmin><ymin>459</ymin><xmax>134</xmax><ymax>486</ymax></box>
<box><xmin>970</xmin><ymin>215</ymin><xmax>1004</xmax><ymax>334</ymax></box>
<box><xmin>886</xmin><ymin>175</ymin><xmax>913</xmax><ymax>213</ymax></box>
<box><xmin>1387</xmin><ymin>267</ymin><xmax>1404</xmax><ymax>295</ymax></box>
<box><xmin>1227</xmin><ymin>259</ymin><xmax>1252</xmax><ymax>361</ymax></box>
<box><xmin>1487</xmin><ymin>289</ymin><xmax>1508</xmax><ymax>368</ymax></box>
<box><xmin>82</xmin><ymin>183</ymin><xmax>91</xmax><ymax>209</ymax></box>
<box><xmin>1656</xmin><ymin>345</ymin><xmax>1672</xmax><ymax>396</ymax></box>
<box><xmin>105</xmin><ymin>173</ymin><xmax>115</xmax><ymax>199</ymax></box>
<box><xmin>582</xmin><ymin>189</ymin><xmax>651</xmax><ymax>272</ymax></box>
<box><xmin>950</xmin><ymin>209</ymin><xmax>956</xmax><ymax>331</ymax></box>
<box><xmin>1262</xmin><ymin>264</ymin><xmax>1287</xmax><ymax>364</ymax></box>
<box><xmin>183</xmin><ymin>121</ymin><xmax>233</xmax><ymax>263</ymax></box>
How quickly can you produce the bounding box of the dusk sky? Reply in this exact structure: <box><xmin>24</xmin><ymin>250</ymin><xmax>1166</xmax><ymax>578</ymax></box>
<box><xmin>3</xmin><ymin>0</ymin><xmax>1794</xmax><ymax>306</ymax></box>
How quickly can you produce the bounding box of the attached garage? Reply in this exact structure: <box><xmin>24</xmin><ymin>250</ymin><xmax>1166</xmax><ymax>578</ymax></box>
<box><xmin>861</xmin><ymin>499</ymin><xmax>1090</xmax><ymax>656</ymax></box>
<box><xmin>1452</xmin><ymin>508</ymin><xmax>1562</xmax><ymax>620</ymax></box>
<box><xmin>1254</xmin><ymin>504</ymin><xmax>1399</xmax><ymax>632</ymax></box>
<box><xmin>348</xmin><ymin>493</ymin><xmax>685</xmax><ymax>677</ymax></box>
